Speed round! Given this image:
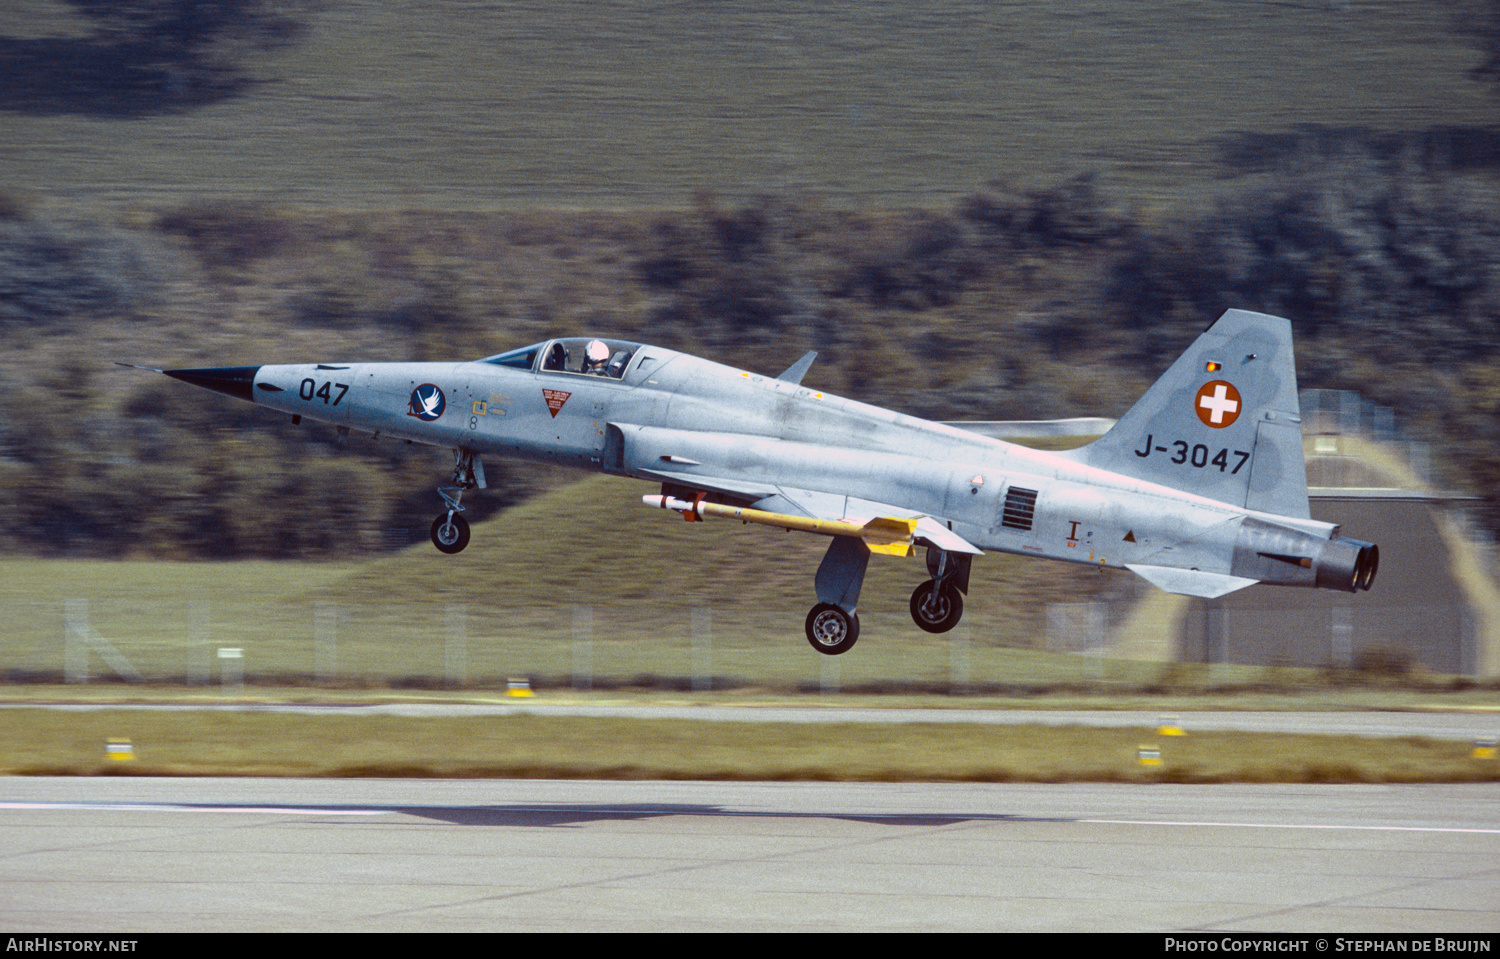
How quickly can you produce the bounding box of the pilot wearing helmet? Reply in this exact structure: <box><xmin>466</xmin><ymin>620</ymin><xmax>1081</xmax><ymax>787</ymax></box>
<box><xmin>582</xmin><ymin>339</ymin><xmax>612</xmax><ymax>375</ymax></box>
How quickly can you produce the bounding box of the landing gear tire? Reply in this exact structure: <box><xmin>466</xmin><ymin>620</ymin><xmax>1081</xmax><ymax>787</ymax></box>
<box><xmin>805</xmin><ymin>603</ymin><xmax>859</xmax><ymax>655</ymax></box>
<box><xmin>431</xmin><ymin>513</ymin><xmax>470</xmax><ymax>554</ymax></box>
<box><xmin>910</xmin><ymin>581</ymin><xmax>963</xmax><ymax>633</ymax></box>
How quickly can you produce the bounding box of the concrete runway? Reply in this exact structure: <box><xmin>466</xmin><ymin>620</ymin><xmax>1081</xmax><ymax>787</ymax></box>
<box><xmin>1</xmin><ymin>777</ymin><xmax>1496</xmax><ymax>932</ymax></box>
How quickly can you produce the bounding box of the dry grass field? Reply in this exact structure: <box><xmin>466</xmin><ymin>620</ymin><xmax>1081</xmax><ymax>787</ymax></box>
<box><xmin>3</xmin><ymin>1</ymin><xmax>1495</xmax><ymax>208</ymax></box>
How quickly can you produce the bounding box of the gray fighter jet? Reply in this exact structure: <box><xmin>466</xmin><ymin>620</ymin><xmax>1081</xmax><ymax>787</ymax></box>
<box><xmin>138</xmin><ymin>309</ymin><xmax>1377</xmax><ymax>654</ymax></box>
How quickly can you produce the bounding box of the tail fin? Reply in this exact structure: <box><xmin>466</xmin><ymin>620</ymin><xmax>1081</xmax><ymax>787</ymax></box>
<box><xmin>1067</xmin><ymin>309</ymin><xmax>1310</xmax><ymax>518</ymax></box>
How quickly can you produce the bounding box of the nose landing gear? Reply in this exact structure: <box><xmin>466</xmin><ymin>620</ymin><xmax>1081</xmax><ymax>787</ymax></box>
<box><xmin>431</xmin><ymin>510</ymin><xmax>470</xmax><ymax>554</ymax></box>
<box><xmin>429</xmin><ymin>448</ymin><xmax>484</xmax><ymax>554</ymax></box>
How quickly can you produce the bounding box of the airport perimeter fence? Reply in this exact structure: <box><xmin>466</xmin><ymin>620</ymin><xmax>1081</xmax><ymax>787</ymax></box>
<box><xmin>4</xmin><ymin>596</ymin><xmax>1141</xmax><ymax>696</ymax></box>
<box><xmin>5</xmin><ymin>592</ymin><xmax>1490</xmax><ymax>695</ymax></box>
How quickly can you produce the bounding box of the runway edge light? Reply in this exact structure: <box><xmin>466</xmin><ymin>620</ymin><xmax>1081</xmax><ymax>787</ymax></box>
<box><xmin>508</xmin><ymin>678</ymin><xmax>534</xmax><ymax>698</ymax></box>
<box><xmin>106</xmin><ymin>739</ymin><xmax>134</xmax><ymax>762</ymax></box>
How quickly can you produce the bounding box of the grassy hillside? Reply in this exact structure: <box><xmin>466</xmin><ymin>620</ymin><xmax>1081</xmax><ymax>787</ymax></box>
<box><xmin>2</xmin><ymin>1</ymin><xmax>1495</xmax><ymax>208</ymax></box>
<box><xmin>7</xmin><ymin>472</ymin><xmax>1496</xmax><ymax>696</ymax></box>
<box><xmin>325</xmin><ymin>474</ymin><xmax>1125</xmax><ymax>630</ymax></box>
<box><xmin>0</xmin><ymin>473</ymin><xmax>1143</xmax><ymax>692</ymax></box>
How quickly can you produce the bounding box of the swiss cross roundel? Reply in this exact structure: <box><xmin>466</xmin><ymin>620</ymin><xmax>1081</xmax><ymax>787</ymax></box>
<box><xmin>1194</xmin><ymin>380</ymin><xmax>1241</xmax><ymax>428</ymax></box>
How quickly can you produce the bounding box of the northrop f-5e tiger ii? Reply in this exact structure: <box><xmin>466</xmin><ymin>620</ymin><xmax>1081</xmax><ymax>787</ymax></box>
<box><xmin>134</xmin><ymin>309</ymin><xmax>1377</xmax><ymax>655</ymax></box>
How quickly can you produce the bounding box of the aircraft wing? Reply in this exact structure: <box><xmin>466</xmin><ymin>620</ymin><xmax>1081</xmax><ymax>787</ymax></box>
<box><xmin>643</xmin><ymin>480</ymin><xmax>981</xmax><ymax>557</ymax></box>
<box><xmin>758</xmin><ymin>490</ymin><xmax>982</xmax><ymax>556</ymax></box>
<box><xmin>633</xmin><ymin>466</ymin><xmax>779</xmax><ymax>502</ymax></box>
<box><xmin>624</xmin><ymin>422</ymin><xmax>981</xmax><ymax>555</ymax></box>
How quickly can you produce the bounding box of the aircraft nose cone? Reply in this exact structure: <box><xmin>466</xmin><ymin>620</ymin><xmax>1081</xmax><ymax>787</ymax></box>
<box><xmin>162</xmin><ymin>366</ymin><xmax>261</xmax><ymax>403</ymax></box>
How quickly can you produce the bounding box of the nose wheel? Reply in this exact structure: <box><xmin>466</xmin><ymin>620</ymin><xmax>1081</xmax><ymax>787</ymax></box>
<box><xmin>429</xmin><ymin>448</ymin><xmax>483</xmax><ymax>554</ymax></box>
<box><xmin>805</xmin><ymin>603</ymin><xmax>859</xmax><ymax>655</ymax></box>
<box><xmin>431</xmin><ymin>512</ymin><xmax>470</xmax><ymax>554</ymax></box>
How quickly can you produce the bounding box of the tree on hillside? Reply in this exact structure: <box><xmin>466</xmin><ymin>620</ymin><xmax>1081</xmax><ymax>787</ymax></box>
<box><xmin>0</xmin><ymin>0</ymin><xmax>317</xmax><ymax>116</ymax></box>
<box><xmin>1464</xmin><ymin>0</ymin><xmax>1500</xmax><ymax>94</ymax></box>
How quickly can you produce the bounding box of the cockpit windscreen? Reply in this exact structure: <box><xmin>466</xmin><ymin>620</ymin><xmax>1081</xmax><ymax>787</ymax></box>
<box><xmin>479</xmin><ymin>338</ymin><xmax>640</xmax><ymax>379</ymax></box>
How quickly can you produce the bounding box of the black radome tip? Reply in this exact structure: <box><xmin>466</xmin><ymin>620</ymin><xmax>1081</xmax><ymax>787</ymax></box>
<box><xmin>162</xmin><ymin>366</ymin><xmax>262</xmax><ymax>403</ymax></box>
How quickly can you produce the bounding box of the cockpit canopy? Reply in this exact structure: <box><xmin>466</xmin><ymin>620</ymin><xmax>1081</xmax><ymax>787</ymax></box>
<box><xmin>479</xmin><ymin>337</ymin><xmax>642</xmax><ymax>379</ymax></box>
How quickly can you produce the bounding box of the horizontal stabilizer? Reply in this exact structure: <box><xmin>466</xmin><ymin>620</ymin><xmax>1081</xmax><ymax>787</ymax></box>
<box><xmin>943</xmin><ymin>418</ymin><xmax>1116</xmax><ymax>440</ymax></box>
<box><xmin>1125</xmin><ymin>564</ymin><xmax>1258</xmax><ymax>599</ymax></box>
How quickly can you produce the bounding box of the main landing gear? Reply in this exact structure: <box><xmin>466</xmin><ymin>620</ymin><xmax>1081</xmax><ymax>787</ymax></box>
<box><xmin>430</xmin><ymin>448</ymin><xmax>485</xmax><ymax>554</ymax></box>
<box><xmin>910</xmin><ymin>581</ymin><xmax>963</xmax><ymax>633</ymax></box>
<box><xmin>909</xmin><ymin>547</ymin><xmax>968</xmax><ymax>634</ymax></box>
<box><xmin>806</xmin><ymin>603</ymin><xmax>859</xmax><ymax>655</ymax></box>
<box><xmin>802</xmin><ymin>539</ymin><xmax>972</xmax><ymax>655</ymax></box>
<box><xmin>804</xmin><ymin>536</ymin><xmax>867</xmax><ymax>655</ymax></box>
